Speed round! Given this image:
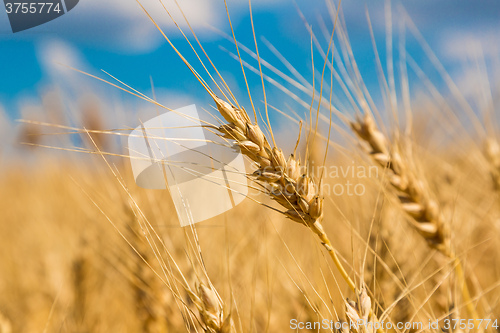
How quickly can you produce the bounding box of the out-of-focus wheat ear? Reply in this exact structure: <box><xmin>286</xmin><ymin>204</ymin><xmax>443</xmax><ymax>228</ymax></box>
<box><xmin>126</xmin><ymin>207</ymin><xmax>165</xmax><ymax>333</ymax></box>
<box><xmin>350</xmin><ymin>112</ymin><xmax>481</xmax><ymax>321</ymax></box>
<box><xmin>71</xmin><ymin>241</ymin><xmax>90</xmax><ymax>332</ymax></box>
<box><xmin>484</xmin><ymin>138</ymin><xmax>500</xmax><ymax>190</ymax></box>
<box><xmin>186</xmin><ymin>283</ymin><xmax>235</xmax><ymax>333</ymax></box>
<box><xmin>80</xmin><ymin>95</ymin><xmax>109</xmax><ymax>150</ymax></box>
<box><xmin>0</xmin><ymin>311</ymin><xmax>12</xmax><ymax>333</ymax></box>
<box><xmin>351</xmin><ymin>113</ymin><xmax>450</xmax><ymax>254</ymax></box>
<box><xmin>17</xmin><ymin>106</ymin><xmax>43</xmax><ymax>148</ymax></box>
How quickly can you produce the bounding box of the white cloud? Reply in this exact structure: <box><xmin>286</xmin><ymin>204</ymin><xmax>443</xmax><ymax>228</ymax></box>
<box><xmin>0</xmin><ymin>103</ymin><xmax>9</xmax><ymax>138</ymax></box>
<box><xmin>437</xmin><ymin>29</ymin><xmax>500</xmax><ymax>101</ymax></box>
<box><xmin>34</xmin><ymin>39</ymin><xmax>210</xmax><ymax>128</ymax></box>
<box><xmin>36</xmin><ymin>38</ymin><xmax>98</xmax><ymax>110</ymax></box>
<box><xmin>440</xmin><ymin>29</ymin><xmax>500</xmax><ymax>62</ymax></box>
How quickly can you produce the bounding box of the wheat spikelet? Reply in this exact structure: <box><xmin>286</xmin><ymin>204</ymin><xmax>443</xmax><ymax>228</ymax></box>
<box><xmin>187</xmin><ymin>282</ymin><xmax>235</xmax><ymax>333</ymax></box>
<box><xmin>345</xmin><ymin>285</ymin><xmax>372</xmax><ymax>333</ymax></box>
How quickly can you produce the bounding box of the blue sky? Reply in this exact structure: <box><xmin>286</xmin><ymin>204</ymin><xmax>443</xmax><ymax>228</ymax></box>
<box><xmin>0</xmin><ymin>0</ymin><xmax>499</xmax><ymax>126</ymax></box>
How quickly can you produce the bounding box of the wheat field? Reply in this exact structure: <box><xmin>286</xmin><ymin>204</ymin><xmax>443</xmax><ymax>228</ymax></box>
<box><xmin>1</xmin><ymin>1</ymin><xmax>500</xmax><ymax>333</ymax></box>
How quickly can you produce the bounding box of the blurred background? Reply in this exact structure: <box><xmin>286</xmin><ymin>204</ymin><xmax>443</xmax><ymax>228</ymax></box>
<box><xmin>1</xmin><ymin>0</ymin><xmax>500</xmax><ymax>159</ymax></box>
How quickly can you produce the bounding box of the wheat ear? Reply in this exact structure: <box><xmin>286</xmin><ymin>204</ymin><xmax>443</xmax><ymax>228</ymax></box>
<box><xmin>214</xmin><ymin>95</ymin><xmax>348</xmax><ymax>279</ymax></box>
<box><xmin>350</xmin><ymin>112</ymin><xmax>478</xmax><ymax>321</ymax></box>
<box><xmin>213</xmin><ymin>95</ymin><xmax>387</xmax><ymax>333</ymax></box>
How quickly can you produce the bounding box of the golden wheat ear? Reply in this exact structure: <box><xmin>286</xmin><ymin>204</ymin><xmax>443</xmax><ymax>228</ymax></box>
<box><xmin>211</xmin><ymin>93</ymin><xmax>390</xmax><ymax>333</ymax></box>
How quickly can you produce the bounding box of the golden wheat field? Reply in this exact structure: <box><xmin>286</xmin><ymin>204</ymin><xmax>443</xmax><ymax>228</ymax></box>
<box><xmin>1</xmin><ymin>1</ymin><xmax>500</xmax><ymax>332</ymax></box>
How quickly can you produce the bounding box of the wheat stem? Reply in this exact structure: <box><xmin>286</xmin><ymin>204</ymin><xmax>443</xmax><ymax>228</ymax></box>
<box><xmin>454</xmin><ymin>257</ymin><xmax>479</xmax><ymax>322</ymax></box>
<box><xmin>319</xmin><ymin>233</ymin><xmax>386</xmax><ymax>333</ymax></box>
<box><xmin>318</xmin><ymin>233</ymin><xmax>356</xmax><ymax>291</ymax></box>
